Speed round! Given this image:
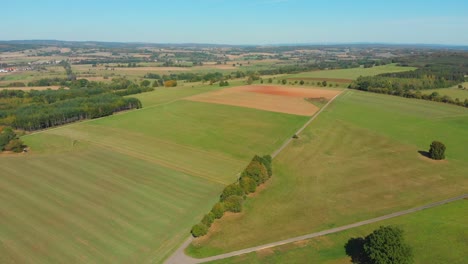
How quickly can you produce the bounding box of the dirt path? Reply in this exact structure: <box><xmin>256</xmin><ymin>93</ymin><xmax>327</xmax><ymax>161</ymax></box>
<box><xmin>164</xmin><ymin>194</ymin><xmax>467</xmax><ymax>264</ymax></box>
<box><xmin>271</xmin><ymin>91</ymin><xmax>343</xmax><ymax>158</ymax></box>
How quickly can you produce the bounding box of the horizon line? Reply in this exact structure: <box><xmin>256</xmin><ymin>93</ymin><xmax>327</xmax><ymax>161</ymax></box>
<box><xmin>1</xmin><ymin>39</ymin><xmax>468</xmax><ymax>48</ymax></box>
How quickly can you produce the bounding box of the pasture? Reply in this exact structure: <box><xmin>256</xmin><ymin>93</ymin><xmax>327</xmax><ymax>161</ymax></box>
<box><xmin>187</xmin><ymin>85</ymin><xmax>342</xmax><ymax>116</ymax></box>
<box><xmin>188</xmin><ymin>90</ymin><xmax>468</xmax><ymax>257</ymax></box>
<box><xmin>0</xmin><ymin>87</ymin><xmax>309</xmax><ymax>263</ymax></box>
<box><xmin>285</xmin><ymin>64</ymin><xmax>416</xmax><ymax>81</ymax></box>
<box><xmin>207</xmin><ymin>199</ymin><xmax>467</xmax><ymax>264</ymax></box>
<box><xmin>423</xmin><ymin>82</ymin><xmax>468</xmax><ymax>101</ymax></box>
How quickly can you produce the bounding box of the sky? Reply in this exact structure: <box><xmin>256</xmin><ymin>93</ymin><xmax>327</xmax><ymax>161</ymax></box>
<box><xmin>2</xmin><ymin>0</ymin><xmax>468</xmax><ymax>45</ymax></box>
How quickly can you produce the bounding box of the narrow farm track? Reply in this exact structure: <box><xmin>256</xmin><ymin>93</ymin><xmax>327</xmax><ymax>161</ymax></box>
<box><xmin>271</xmin><ymin>91</ymin><xmax>343</xmax><ymax>158</ymax></box>
<box><xmin>164</xmin><ymin>194</ymin><xmax>467</xmax><ymax>264</ymax></box>
<box><xmin>164</xmin><ymin>91</ymin><xmax>344</xmax><ymax>264</ymax></box>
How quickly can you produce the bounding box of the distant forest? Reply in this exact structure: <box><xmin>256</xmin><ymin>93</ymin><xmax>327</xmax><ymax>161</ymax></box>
<box><xmin>0</xmin><ymin>78</ymin><xmax>149</xmax><ymax>131</ymax></box>
<box><xmin>349</xmin><ymin>53</ymin><xmax>468</xmax><ymax>107</ymax></box>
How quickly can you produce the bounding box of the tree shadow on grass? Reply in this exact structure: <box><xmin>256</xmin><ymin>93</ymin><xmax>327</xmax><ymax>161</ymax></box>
<box><xmin>418</xmin><ymin>150</ymin><xmax>431</xmax><ymax>158</ymax></box>
<box><xmin>344</xmin><ymin>237</ymin><xmax>369</xmax><ymax>264</ymax></box>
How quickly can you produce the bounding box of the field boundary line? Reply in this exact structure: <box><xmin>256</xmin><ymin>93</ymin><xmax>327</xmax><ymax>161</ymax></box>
<box><xmin>21</xmin><ymin>88</ymin><xmax>215</xmax><ymax>138</ymax></box>
<box><xmin>164</xmin><ymin>90</ymin><xmax>345</xmax><ymax>264</ymax></box>
<box><xmin>271</xmin><ymin>90</ymin><xmax>345</xmax><ymax>158</ymax></box>
<box><xmin>164</xmin><ymin>194</ymin><xmax>467</xmax><ymax>263</ymax></box>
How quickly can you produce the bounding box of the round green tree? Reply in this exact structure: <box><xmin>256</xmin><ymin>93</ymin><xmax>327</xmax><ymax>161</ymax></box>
<box><xmin>364</xmin><ymin>226</ymin><xmax>413</xmax><ymax>264</ymax></box>
<box><xmin>429</xmin><ymin>141</ymin><xmax>446</xmax><ymax>160</ymax></box>
<box><xmin>191</xmin><ymin>223</ymin><xmax>208</xmax><ymax>237</ymax></box>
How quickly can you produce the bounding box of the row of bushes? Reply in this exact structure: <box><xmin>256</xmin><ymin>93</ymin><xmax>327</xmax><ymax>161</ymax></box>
<box><xmin>191</xmin><ymin>155</ymin><xmax>272</xmax><ymax>237</ymax></box>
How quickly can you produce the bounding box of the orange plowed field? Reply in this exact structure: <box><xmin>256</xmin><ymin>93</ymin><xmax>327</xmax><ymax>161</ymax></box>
<box><xmin>186</xmin><ymin>85</ymin><xmax>341</xmax><ymax>116</ymax></box>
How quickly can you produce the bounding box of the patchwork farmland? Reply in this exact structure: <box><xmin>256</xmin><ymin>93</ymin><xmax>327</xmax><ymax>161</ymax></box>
<box><xmin>187</xmin><ymin>85</ymin><xmax>342</xmax><ymax>116</ymax></box>
<box><xmin>1</xmin><ymin>40</ymin><xmax>467</xmax><ymax>264</ymax></box>
<box><xmin>187</xmin><ymin>90</ymin><xmax>468</xmax><ymax>260</ymax></box>
<box><xmin>0</xmin><ymin>86</ymin><xmax>309</xmax><ymax>263</ymax></box>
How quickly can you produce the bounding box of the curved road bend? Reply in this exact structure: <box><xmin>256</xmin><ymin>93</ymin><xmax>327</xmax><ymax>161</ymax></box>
<box><xmin>164</xmin><ymin>194</ymin><xmax>467</xmax><ymax>264</ymax></box>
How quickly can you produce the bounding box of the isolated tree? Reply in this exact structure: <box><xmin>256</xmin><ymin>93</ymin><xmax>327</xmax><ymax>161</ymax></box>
<box><xmin>281</xmin><ymin>79</ymin><xmax>287</xmax><ymax>85</ymax></box>
<box><xmin>458</xmin><ymin>84</ymin><xmax>463</xmax><ymax>89</ymax></box>
<box><xmin>299</xmin><ymin>80</ymin><xmax>305</xmax><ymax>85</ymax></box>
<box><xmin>364</xmin><ymin>226</ymin><xmax>413</xmax><ymax>264</ymax></box>
<box><xmin>428</xmin><ymin>141</ymin><xmax>446</xmax><ymax>160</ymax></box>
<box><xmin>322</xmin><ymin>80</ymin><xmax>328</xmax><ymax>87</ymax></box>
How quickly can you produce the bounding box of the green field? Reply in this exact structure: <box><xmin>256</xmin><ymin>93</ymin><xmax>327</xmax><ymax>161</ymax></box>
<box><xmin>0</xmin><ymin>87</ymin><xmax>308</xmax><ymax>263</ymax></box>
<box><xmin>285</xmin><ymin>64</ymin><xmax>416</xmax><ymax>80</ymax></box>
<box><xmin>188</xmin><ymin>90</ymin><xmax>468</xmax><ymax>257</ymax></box>
<box><xmin>423</xmin><ymin>82</ymin><xmax>468</xmax><ymax>101</ymax></box>
<box><xmin>207</xmin><ymin>199</ymin><xmax>467</xmax><ymax>264</ymax></box>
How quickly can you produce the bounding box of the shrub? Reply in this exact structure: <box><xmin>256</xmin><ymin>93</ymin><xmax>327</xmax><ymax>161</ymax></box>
<box><xmin>211</xmin><ymin>202</ymin><xmax>225</xmax><ymax>219</ymax></box>
<box><xmin>201</xmin><ymin>212</ymin><xmax>215</xmax><ymax>227</ymax></box>
<box><xmin>252</xmin><ymin>155</ymin><xmax>272</xmax><ymax>177</ymax></box>
<box><xmin>429</xmin><ymin>141</ymin><xmax>446</xmax><ymax>160</ymax></box>
<box><xmin>4</xmin><ymin>139</ymin><xmax>24</xmax><ymax>153</ymax></box>
<box><xmin>241</xmin><ymin>160</ymin><xmax>269</xmax><ymax>185</ymax></box>
<box><xmin>224</xmin><ymin>195</ymin><xmax>243</xmax><ymax>213</ymax></box>
<box><xmin>164</xmin><ymin>80</ymin><xmax>177</xmax><ymax>87</ymax></box>
<box><xmin>240</xmin><ymin>176</ymin><xmax>256</xmax><ymax>194</ymax></box>
<box><xmin>220</xmin><ymin>183</ymin><xmax>244</xmax><ymax>201</ymax></box>
<box><xmin>191</xmin><ymin>223</ymin><xmax>208</xmax><ymax>237</ymax></box>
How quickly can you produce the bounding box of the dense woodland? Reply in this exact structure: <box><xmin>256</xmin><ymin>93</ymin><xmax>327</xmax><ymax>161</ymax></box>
<box><xmin>0</xmin><ymin>78</ymin><xmax>148</xmax><ymax>131</ymax></box>
<box><xmin>349</xmin><ymin>53</ymin><xmax>468</xmax><ymax>107</ymax></box>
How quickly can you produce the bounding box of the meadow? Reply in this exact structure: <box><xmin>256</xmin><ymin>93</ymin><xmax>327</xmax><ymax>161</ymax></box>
<box><xmin>188</xmin><ymin>90</ymin><xmax>468</xmax><ymax>257</ymax></box>
<box><xmin>423</xmin><ymin>82</ymin><xmax>468</xmax><ymax>101</ymax></box>
<box><xmin>285</xmin><ymin>64</ymin><xmax>416</xmax><ymax>80</ymax></box>
<box><xmin>0</xmin><ymin>86</ymin><xmax>308</xmax><ymax>263</ymax></box>
<box><xmin>207</xmin><ymin>199</ymin><xmax>467</xmax><ymax>264</ymax></box>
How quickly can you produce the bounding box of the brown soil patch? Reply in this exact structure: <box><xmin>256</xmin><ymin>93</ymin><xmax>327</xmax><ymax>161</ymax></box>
<box><xmin>288</xmin><ymin>77</ymin><xmax>353</xmax><ymax>83</ymax></box>
<box><xmin>187</xmin><ymin>85</ymin><xmax>341</xmax><ymax>116</ymax></box>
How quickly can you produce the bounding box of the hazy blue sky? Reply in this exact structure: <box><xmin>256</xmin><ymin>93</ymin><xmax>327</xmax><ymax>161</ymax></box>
<box><xmin>2</xmin><ymin>0</ymin><xmax>468</xmax><ymax>45</ymax></box>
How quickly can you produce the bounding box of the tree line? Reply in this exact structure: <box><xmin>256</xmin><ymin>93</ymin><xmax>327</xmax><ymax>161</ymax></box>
<box><xmin>10</xmin><ymin>94</ymin><xmax>141</xmax><ymax>131</ymax></box>
<box><xmin>191</xmin><ymin>155</ymin><xmax>272</xmax><ymax>237</ymax></box>
<box><xmin>0</xmin><ymin>78</ymin><xmax>150</xmax><ymax>131</ymax></box>
<box><xmin>349</xmin><ymin>64</ymin><xmax>468</xmax><ymax>108</ymax></box>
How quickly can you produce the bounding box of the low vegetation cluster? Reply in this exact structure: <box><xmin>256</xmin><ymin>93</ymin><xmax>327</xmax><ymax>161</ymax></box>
<box><xmin>0</xmin><ymin>126</ymin><xmax>25</xmax><ymax>152</ymax></box>
<box><xmin>191</xmin><ymin>155</ymin><xmax>272</xmax><ymax>237</ymax></box>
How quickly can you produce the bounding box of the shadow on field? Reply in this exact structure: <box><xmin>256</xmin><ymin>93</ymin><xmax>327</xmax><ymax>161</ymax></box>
<box><xmin>344</xmin><ymin>237</ymin><xmax>369</xmax><ymax>264</ymax></box>
<box><xmin>418</xmin><ymin>150</ymin><xmax>431</xmax><ymax>158</ymax></box>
